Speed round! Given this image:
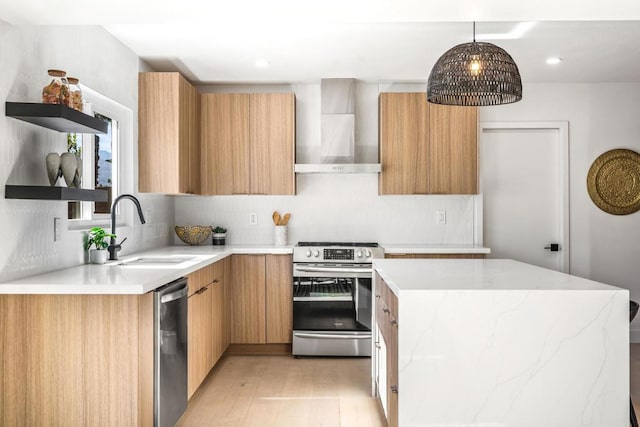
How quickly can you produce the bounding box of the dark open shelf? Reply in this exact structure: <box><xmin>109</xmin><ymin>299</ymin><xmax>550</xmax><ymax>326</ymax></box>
<box><xmin>5</xmin><ymin>102</ymin><xmax>108</xmax><ymax>134</ymax></box>
<box><xmin>5</xmin><ymin>185</ymin><xmax>108</xmax><ymax>202</ymax></box>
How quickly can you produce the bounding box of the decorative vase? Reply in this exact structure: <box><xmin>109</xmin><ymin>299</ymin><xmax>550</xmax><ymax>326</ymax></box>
<box><xmin>89</xmin><ymin>249</ymin><xmax>108</xmax><ymax>264</ymax></box>
<box><xmin>212</xmin><ymin>233</ymin><xmax>226</xmax><ymax>246</ymax></box>
<box><xmin>60</xmin><ymin>152</ymin><xmax>77</xmax><ymax>187</ymax></box>
<box><xmin>45</xmin><ymin>153</ymin><xmax>61</xmax><ymax>186</ymax></box>
<box><xmin>274</xmin><ymin>226</ymin><xmax>287</xmax><ymax>246</ymax></box>
<box><xmin>72</xmin><ymin>155</ymin><xmax>82</xmax><ymax>188</ymax></box>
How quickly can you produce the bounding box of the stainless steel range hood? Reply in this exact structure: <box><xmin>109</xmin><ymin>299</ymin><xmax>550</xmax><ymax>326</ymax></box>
<box><xmin>295</xmin><ymin>79</ymin><xmax>381</xmax><ymax>174</ymax></box>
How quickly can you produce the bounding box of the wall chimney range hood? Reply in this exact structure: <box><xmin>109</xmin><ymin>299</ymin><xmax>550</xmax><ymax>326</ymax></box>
<box><xmin>294</xmin><ymin>78</ymin><xmax>381</xmax><ymax>174</ymax></box>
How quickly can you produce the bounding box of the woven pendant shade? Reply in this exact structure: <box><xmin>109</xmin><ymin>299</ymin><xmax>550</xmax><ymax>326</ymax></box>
<box><xmin>427</xmin><ymin>24</ymin><xmax>523</xmax><ymax>106</ymax></box>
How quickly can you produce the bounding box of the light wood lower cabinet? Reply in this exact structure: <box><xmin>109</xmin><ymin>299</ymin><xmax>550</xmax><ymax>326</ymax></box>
<box><xmin>231</xmin><ymin>254</ymin><xmax>293</xmax><ymax>345</ymax></box>
<box><xmin>266</xmin><ymin>254</ymin><xmax>293</xmax><ymax>343</ymax></box>
<box><xmin>187</xmin><ymin>259</ymin><xmax>227</xmax><ymax>399</ymax></box>
<box><xmin>231</xmin><ymin>255</ymin><xmax>267</xmax><ymax>344</ymax></box>
<box><xmin>0</xmin><ymin>293</ymin><xmax>154</xmax><ymax>426</ymax></box>
<box><xmin>375</xmin><ymin>275</ymin><xmax>399</xmax><ymax>427</ymax></box>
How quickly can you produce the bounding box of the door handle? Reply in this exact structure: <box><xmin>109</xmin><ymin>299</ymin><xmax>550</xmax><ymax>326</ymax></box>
<box><xmin>544</xmin><ymin>243</ymin><xmax>560</xmax><ymax>252</ymax></box>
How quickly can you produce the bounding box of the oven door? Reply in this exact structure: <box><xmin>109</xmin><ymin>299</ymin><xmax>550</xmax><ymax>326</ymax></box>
<box><xmin>292</xmin><ymin>263</ymin><xmax>372</xmax><ymax>356</ymax></box>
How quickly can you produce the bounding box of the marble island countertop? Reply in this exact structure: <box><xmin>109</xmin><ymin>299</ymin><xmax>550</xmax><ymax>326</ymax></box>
<box><xmin>0</xmin><ymin>244</ymin><xmax>293</xmax><ymax>295</ymax></box>
<box><xmin>374</xmin><ymin>258</ymin><xmax>623</xmax><ymax>295</ymax></box>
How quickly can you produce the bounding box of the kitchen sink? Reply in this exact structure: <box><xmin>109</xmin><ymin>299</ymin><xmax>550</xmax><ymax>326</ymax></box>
<box><xmin>109</xmin><ymin>255</ymin><xmax>203</xmax><ymax>269</ymax></box>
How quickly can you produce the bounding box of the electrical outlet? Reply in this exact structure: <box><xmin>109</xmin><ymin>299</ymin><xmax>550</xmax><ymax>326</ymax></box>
<box><xmin>249</xmin><ymin>212</ymin><xmax>258</xmax><ymax>226</ymax></box>
<box><xmin>436</xmin><ymin>211</ymin><xmax>446</xmax><ymax>225</ymax></box>
<box><xmin>53</xmin><ymin>217</ymin><xmax>61</xmax><ymax>241</ymax></box>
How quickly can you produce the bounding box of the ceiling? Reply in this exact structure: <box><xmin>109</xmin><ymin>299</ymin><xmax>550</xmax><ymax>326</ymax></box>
<box><xmin>2</xmin><ymin>0</ymin><xmax>640</xmax><ymax>84</ymax></box>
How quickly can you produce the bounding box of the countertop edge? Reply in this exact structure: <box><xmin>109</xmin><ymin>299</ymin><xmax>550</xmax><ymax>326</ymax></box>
<box><xmin>381</xmin><ymin>245</ymin><xmax>491</xmax><ymax>254</ymax></box>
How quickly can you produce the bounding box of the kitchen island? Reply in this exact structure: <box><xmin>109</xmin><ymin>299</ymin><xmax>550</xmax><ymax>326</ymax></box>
<box><xmin>372</xmin><ymin>258</ymin><xmax>628</xmax><ymax>427</ymax></box>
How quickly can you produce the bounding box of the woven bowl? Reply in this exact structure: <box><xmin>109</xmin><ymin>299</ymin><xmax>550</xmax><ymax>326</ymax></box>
<box><xmin>175</xmin><ymin>225</ymin><xmax>212</xmax><ymax>246</ymax></box>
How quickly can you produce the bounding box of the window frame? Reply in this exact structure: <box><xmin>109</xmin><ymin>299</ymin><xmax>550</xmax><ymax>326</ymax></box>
<box><xmin>67</xmin><ymin>86</ymin><xmax>134</xmax><ymax>231</ymax></box>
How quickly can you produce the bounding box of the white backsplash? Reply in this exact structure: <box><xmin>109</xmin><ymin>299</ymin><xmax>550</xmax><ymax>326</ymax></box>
<box><xmin>175</xmin><ymin>174</ymin><xmax>477</xmax><ymax>245</ymax></box>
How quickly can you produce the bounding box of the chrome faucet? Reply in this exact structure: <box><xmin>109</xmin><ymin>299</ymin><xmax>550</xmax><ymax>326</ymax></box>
<box><xmin>108</xmin><ymin>194</ymin><xmax>146</xmax><ymax>261</ymax></box>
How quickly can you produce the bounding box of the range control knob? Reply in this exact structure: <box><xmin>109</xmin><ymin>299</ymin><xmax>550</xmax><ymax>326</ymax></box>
<box><xmin>313</xmin><ymin>250</ymin><xmax>320</xmax><ymax>257</ymax></box>
<box><xmin>356</xmin><ymin>250</ymin><xmax>363</xmax><ymax>258</ymax></box>
<box><xmin>365</xmin><ymin>250</ymin><xmax>372</xmax><ymax>258</ymax></box>
<box><xmin>305</xmin><ymin>250</ymin><xmax>312</xmax><ymax>258</ymax></box>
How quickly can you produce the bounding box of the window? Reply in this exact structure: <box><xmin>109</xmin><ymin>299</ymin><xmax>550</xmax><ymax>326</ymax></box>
<box><xmin>67</xmin><ymin>112</ymin><xmax>118</xmax><ymax>220</ymax></box>
<box><xmin>67</xmin><ymin>86</ymin><xmax>132</xmax><ymax>228</ymax></box>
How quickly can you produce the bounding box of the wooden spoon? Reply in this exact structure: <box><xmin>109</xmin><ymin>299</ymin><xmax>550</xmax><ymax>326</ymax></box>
<box><xmin>272</xmin><ymin>211</ymin><xmax>281</xmax><ymax>226</ymax></box>
<box><xmin>280</xmin><ymin>213</ymin><xmax>291</xmax><ymax>226</ymax></box>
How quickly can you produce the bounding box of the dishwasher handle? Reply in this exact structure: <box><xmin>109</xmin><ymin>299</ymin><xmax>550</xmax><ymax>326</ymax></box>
<box><xmin>160</xmin><ymin>287</ymin><xmax>187</xmax><ymax>304</ymax></box>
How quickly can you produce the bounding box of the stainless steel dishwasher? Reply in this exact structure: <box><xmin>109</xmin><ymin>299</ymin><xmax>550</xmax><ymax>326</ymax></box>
<box><xmin>154</xmin><ymin>278</ymin><xmax>188</xmax><ymax>427</ymax></box>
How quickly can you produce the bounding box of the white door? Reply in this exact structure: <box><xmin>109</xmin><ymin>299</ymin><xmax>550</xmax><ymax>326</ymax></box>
<box><xmin>480</xmin><ymin>122</ymin><xmax>569</xmax><ymax>272</ymax></box>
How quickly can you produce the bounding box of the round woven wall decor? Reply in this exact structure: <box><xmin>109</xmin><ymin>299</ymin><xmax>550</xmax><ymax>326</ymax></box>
<box><xmin>587</xmin><ymin>148</ymin><xmax>640</xmax><ymax>215</ymax></box>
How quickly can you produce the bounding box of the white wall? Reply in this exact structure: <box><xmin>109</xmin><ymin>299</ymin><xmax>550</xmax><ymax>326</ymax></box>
<box><xmin>479</xmin><ymin>83</ymin><xmax>640</xmax><ymax>337</ymax></box>
<box><xmin>0</xmin><ymin>23</ymin><xmax>175</xmax><ymax>281</ymax></box>
<box><xmin>176</xmin><ymin>82</ymin><xmax>478</xmax><ymax>246</ymax></box>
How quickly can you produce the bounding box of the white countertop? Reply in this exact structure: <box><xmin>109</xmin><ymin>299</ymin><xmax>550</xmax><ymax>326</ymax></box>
<box><xmin>0</xmin><ymin>244</ymin><xmax>293</xmax><ymax>295</ymax></box>
<box><xmin>373</xmin><ymin>258</ymin><xmax>623</xmax><ymax>296</ymax></box>
<box><xmin>380</xmin><ymin>243</ymin><xmax>490</xmax><ymax>254</ymax></box>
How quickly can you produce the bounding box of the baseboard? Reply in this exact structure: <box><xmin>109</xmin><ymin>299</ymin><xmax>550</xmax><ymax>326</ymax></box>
<box><xmin>225</xmin><ymin>343</ymin><xmax>292</xmax><ymax>355</ymax></box>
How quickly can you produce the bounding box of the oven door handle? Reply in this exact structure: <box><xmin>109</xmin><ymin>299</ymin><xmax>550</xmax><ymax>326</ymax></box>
<box><xmin>294</xmin><ymin>266</ymin><xmax>372</xmax><ymax>274</ymax></box>
<box><xmin>293</xmin><ymin>332</ymin><xmax>372</xmax><ymax>340</ymax></box>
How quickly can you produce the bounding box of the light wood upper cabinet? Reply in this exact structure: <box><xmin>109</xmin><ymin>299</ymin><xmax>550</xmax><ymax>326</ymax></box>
<box><xmin>201</xmin><ymin>93</ymin><xmax>295</xmax><ymax>195</ymax></box>
<box><xmin>231</xmin><ymin>255</ymin><xmax>267</xmax><ymax>344</ymax></box>
<box><xmin>201</xmin><ymin>93</ymin><xmax>250</xmax><ymax>195</ymax></box>
<box><xmin>378</xmin><ymin>92</ymin><xmax>478</xmax><ymax>195</ymax></box>
<box><xmin>265</xmin><ymin>254</ymin><xmax>293</xmax><ymax>344</ymax></box>
<box><xmin>379</xmin><ymin>92</ymin><xmax>429</xmax><ymax>195</ymax></box>
<box><xmin>139</xmin><ymin>72</ymin><xmax>200</xmax><ymax>194</ymax></box>
<box><xmin>427</xmin><ymin>104</ymin><xmax>478</xmax><ymax>194</ymax></box>
<box><xmin>249</xmin><ymin>93</ymin><xmax>296</xmax><ymax>195</ymax></box>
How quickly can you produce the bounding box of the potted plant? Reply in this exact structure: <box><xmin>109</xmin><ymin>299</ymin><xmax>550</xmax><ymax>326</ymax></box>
<box><xmin>85</xmin><ymin>226</ymin><xmax>116</xmax><ymax>264</ymax></box>
<box><xmin>212</xmin><ymin>226</ymin><xmax>227</xmax><ymax>246</ymax></box>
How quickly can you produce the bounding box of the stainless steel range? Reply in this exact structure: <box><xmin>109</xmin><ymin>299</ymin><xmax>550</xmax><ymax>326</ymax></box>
<box><xmin>292</xmin><ymin>242</ymin><xmax>384</xmax><ymax>357</ymax></box>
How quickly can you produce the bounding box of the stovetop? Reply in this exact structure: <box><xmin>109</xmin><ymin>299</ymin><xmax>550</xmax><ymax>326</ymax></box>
<box><xmin>297</xmin><ymin>242</ymin><xmax>379</xmax><ymax>248</ymax></box>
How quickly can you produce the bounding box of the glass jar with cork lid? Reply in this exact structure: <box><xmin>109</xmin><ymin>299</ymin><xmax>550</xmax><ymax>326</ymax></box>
<box><xmin>42</xmin><ymin>69</ymin><xmax>70</xmax><ymax>106</ymax></box>
<box><xmin>67</xmin><ymin>77</ymin><xmax>83</xmax><ymax>111</ymax></box>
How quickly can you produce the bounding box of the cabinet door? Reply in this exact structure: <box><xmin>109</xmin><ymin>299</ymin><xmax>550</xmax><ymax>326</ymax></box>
<box><xmin>187</xmin><ymin>287</ymin><xmax>212</xmax><ymax>399</ymax></box>
<box><xmin>379</xmin><ymin>92</ymin><xmax>429</xmax><ymax>195</ymax></box>
<box><xmin>427</xmin><ymin>104</ymin><xmax>478</xmax><ymax>194</ymax></box>
<box><xmin>387</xmin><ymin>318</ymin><xmax>398</xmax><ymax>427</ymax></box>
<box><xmin>211</xmin><ymin>279</ymin><xmax>225</xmax><ymax>365</ymax></box>
<box><xmin>139</xmin><ymin>72</ymin><xmax>199</xmax><ymax>194</ymax></box>
<box><xmin>249</xmin><ymin>93</ymin><xmax>295</xmax><ymax>195</ymax></box>
<box><xmin>222</xmin><ymin>256</ymin><xmax>232</xmax><ymax>350</ymax></box>
<box><xmin>180</xmin><ymin>77</ymin><xmax>201</xmax><ymax>194</ymax></box>
<box><xmin>201</xmin><ymin>93</ymin><xmax>250</xmax><ymax>195</ymax></box>
<box><xmin>210</xmin><ymin>260</ymin><xmax>226</xmax><ymax>365</ymax></box>
<box><xmin>265</xmin><ymin>254</ymin><xmax>293</xmax><ymax>343</ymax></box>
<box><xmin>231</xmin><ymin>255</ymin><xmax>266</xmax><ymax>344</ymax></box>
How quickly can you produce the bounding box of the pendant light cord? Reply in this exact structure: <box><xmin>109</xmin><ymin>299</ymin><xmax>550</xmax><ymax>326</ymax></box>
<box><xmin>473</xmin><ymin>21</ymin><xmax>476</xmax><ymax>43</ymax></box>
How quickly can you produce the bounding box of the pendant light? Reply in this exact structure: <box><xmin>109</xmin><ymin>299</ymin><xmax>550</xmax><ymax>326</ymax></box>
<box><xmin>427</xmin><ymin>22</ymin><xmax>523</xmax><ymax>106</ymax></box>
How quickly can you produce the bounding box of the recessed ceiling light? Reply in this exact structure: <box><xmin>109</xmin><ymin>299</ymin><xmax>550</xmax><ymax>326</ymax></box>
<box><xmin>546</xmin><ymin>57</ymin><xmax>563</xmax><ymax>65</ymax></box>
<box><xmin>255</xmin><ymin>59</ymin><xmax>270</xmax><ymax>68</ymax></box>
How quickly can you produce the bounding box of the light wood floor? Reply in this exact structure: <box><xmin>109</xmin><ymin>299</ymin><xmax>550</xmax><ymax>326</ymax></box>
<box><xmin>177</xmin><ymin>355</ymin><xmax>386</xmax><ymax>427</ymax></box>
<box><xmin>179</xmin><ymin>345</ymin><xmax>640</xmax><ymax>426</ymax></box>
